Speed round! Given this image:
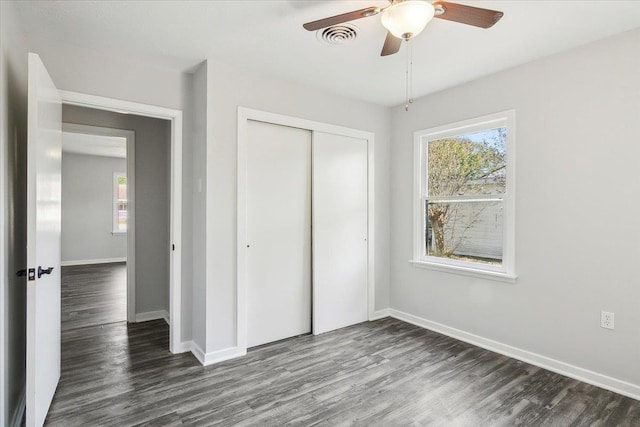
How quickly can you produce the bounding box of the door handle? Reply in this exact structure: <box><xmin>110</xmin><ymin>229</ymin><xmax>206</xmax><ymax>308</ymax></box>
<box><xmin>37</xmin><ymin>266</ymin><xmax>54</xmax><ymax>278</ymax></box>
<box><xmin>16</xmin><ymin>269</ymin><xmax>27</xmax><ymax>277</ymax></box>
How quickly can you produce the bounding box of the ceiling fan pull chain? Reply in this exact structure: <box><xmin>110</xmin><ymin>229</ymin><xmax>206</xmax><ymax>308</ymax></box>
<box><xmin>405</xmin><ymin>38</ymin><xmax>414</xmax><ymax>112</ymax></box>
<box><xmin>405</xmin><ymin>39</ymin><xmax>410</xmax><ymax>111</ymax></box>
<box><xmin>409</xmin><ymin>38</ymin><xmax>414</xmax><ymax>106</ymax></box>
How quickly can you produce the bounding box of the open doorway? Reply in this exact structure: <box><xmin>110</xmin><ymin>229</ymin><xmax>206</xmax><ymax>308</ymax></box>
<box><xmin>59</xmin><ymin>90</ymin><xmax>184</xmax><ymax>353</ymax></box>
<box><xmin>60</xmin><ymin>124</ymin><xmax>134</xmax><ymax>330</ymax></box>
<box><xmin>60</xmin><ymin>104</ymin><xmax>177</xmax><ymax>338</ymax></box>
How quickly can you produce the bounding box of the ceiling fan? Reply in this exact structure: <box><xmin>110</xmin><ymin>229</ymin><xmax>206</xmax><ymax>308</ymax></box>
<box><xmin>303</xmin><ymin>0</ymin><xmax>504</xmax><ymax>56</ymax></box>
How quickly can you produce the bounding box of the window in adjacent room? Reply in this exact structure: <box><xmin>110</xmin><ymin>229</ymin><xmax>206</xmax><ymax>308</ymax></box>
<box><xmin>113</xmin><ymin>173</ymin><xmax>127</xmax><ymax>234</ymax></box>
<box><xmin>412</xmin><ymin>110</ymin><xmax>515</xmax><ymax>281</ymax></box>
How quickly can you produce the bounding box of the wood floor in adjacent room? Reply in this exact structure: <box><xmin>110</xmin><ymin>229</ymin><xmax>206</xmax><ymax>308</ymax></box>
<box><xmin>45</xmin><ymin>316</ymin><xmax>639</xmax><ymax>426</ymax></box>
<box><xmin>61</xmin><ymin>262</ymin><xmax>126</xmax><ymax>331</ymax></box>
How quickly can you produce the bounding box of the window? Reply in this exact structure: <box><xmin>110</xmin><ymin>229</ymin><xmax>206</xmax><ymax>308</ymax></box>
<box><xmin>113</xmin><ymin>173</ymin><xmax>127</xmax><ymax>234</ymax></box>
<box><xmin>412</xmin><ymin>111</ymin><xmax>515</xmax><ymax>281</ymax></box>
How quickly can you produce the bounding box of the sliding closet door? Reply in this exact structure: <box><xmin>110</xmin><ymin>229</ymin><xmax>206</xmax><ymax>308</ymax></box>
<box><xmin>312</xmin><ymin>132</ymin><xmax>368</xmax><ymax>335</ymax></box>
<box><xmin>246</xmin><ymin>120</ymin><xmax>312</xmax><ymax>348</ymax></box>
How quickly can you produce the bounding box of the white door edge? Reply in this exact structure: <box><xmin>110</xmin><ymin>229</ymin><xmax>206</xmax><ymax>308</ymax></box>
<box><xmin>26</xmin><ymin>52</ymin><xmax>62</xmax><ymax>427</ymax></box>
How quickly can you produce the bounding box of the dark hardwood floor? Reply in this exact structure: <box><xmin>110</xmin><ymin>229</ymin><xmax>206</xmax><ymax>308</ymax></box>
<box><xmin>61</xmin><ymin>262</ymin><xmax>126</xmax><ymax>331</ymax></box>
<box><xmin>45</xmin><ymin>316</ymin><xmax>640</xmax><ymax>426</ymax></box>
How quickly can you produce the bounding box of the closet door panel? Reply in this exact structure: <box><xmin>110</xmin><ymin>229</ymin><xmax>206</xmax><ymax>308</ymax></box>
<box><xmin>246</xmin><ymin>120</ymin><xmax>312</xmax><ymax>348</ymax></box>
<box><xmin>312</xmin><ymin>132</ymin><xmax>368</xmax><ymax>335</ymax></box>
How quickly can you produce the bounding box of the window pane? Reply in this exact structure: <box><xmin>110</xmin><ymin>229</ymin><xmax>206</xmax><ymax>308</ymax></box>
<box><xmin>114</xmin><ymin>174</ymin><xmax>127</xmax><ymax>232</ymax></box>
<box><xmin>427</xmin><ymin>127</ymin><xmax>506</xmax><ymax>197</ymax></box>
<box><xmin>117</xmin><ymin>176</ymin><xmax>127</xmax><ymax>201</ymax></box>
<box><xmin>117</xmin><ymin>202</ymin><xmax>127</xmax><ymax>231</ymax></box>
<box><xmin>426</xmin><ymin>200</ymin><xmax>502</xmax><ymax>264</ymax></box>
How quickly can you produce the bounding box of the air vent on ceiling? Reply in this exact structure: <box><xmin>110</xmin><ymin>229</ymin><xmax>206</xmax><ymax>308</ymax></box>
<box><xmin>317</xmin><ymin>24</ymin><xmax>358</xmax><ymax>45</ymax></box>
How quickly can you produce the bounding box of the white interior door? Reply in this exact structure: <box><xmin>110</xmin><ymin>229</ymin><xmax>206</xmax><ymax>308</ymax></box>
<box><xmin>312</xmin><ymin>132</ymin><xmax>368</xmax><ymax>335</ymax></box>
<box><xmin>246</xmin><ymin>121</ymin><xmax>312</xmax><ymax>348</ymax></box>
<box><xmin>26</xmin><ymin>53</ymin><xmax>62</xmax><ymax>427</ymax></box>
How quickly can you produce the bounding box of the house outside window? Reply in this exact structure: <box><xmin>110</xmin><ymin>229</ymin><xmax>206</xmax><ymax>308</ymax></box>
<box><xmin>113</xmin><ymin>173</ymin><xmax>127</xmax><ymax>234</ymax></box>
<box><xmin>412</xmin><ymin>110</ymin><xmax>516</xmax><ymax>281</ymax></box>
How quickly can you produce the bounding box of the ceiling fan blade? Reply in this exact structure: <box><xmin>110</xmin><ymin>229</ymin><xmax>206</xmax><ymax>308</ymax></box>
<box><xmin>381</xmin><ymin>31</ymin><xmax>402</xmax><ymax>56</ymax></box>
<box><xmin>303</xmin><ymin>6</ymin><xmax>381</xmax><ymax>31</ymax></box>
<box><xmin>433</xmin><ymin>1</ymin><xmax>503</xmax><ymax>29</ymax></box>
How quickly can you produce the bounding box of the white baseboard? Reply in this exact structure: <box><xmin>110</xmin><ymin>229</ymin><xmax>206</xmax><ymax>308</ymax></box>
<box><xmin>171</xmin><ymin>340</ymin><xmax>194</xmax><ymax>354</ymax></box>
<box><xmin>61</xmin><ymin>257</ymin><xmax>126</xmax><ymax>266</ymax></box>
<box><xmin>390</xmin><ymin>309</ymin><xmax>640</xmax><ymax>401</ymax></box>
<box><xmin>369</xmin><ymin>308</ymin><xmax>391</xmax><ymax>321</ymax></box>
<box><xmin>135</xmin><ymin>310</ymin><xmax>169</xmax><ymax>325</ymax></box>
<box><xmin>10</xmin><ymin>387</ymin><xmax>25</xmax><ymax>427</ymax></box>
<box><xmin>190</xmin><ymin>342</ymin><xmax>206</xmax><ymax>364</ymax></box>
<box><xmin>190</xmin><ymin>342</ymin><xmax>246</xmax><ymax>367</ymax></box>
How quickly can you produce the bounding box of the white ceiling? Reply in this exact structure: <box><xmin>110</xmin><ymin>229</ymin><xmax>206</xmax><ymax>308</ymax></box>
<box><xmin>15</xmin><ymin>1</ymin><xmax>640</xmax><ymax>106</ymax></box>
<box><xmin>62</xmin><ymin>132</ymin><xmax>126</xmax><ymax>158</ymax></box>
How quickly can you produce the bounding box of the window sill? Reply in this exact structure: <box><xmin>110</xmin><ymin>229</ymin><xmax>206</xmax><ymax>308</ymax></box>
<box><xmin>408</xmin><ymin>260</ymin><xmax>517</xmax><ymax>284</ymax></box>
<box><xmin>112</xmin><ymin>231</ymin><xmax>127</xmax><ymax>236</ymax></box>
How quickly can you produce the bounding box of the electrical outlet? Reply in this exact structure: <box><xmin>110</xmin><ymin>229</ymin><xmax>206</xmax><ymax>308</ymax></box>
<box><xmin>601</xmin><ymin>311</ymin><xmax>614</xmax><ymax>330</ymax></box>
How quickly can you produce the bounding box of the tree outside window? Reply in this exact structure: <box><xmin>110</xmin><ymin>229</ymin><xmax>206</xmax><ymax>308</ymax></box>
<box><xmin>113</xmin><ymin>173</ymin><xmax>127</xmax><ymax>233</ymax></box>
<box><xmin>426</xmin><ymin>127</ymin><xmax>506</xmax><ymax>264</ymax></box>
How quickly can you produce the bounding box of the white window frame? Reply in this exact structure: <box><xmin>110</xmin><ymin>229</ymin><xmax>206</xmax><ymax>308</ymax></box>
<box><xmin>410</xmin><ymin>110</ymin><xmax>516</xmax><ymax>283</ymax></box>
<box><xmin>112</xmin><ymin>172</ymin><xmax>127</xmax><ymax>235</ymax></box>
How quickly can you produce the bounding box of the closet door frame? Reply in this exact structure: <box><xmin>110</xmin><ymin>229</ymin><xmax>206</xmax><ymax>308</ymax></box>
<box><xmin>237</xmin><ymin>107</ymin><xmax>375</xmax><ymax>352</ymax></box>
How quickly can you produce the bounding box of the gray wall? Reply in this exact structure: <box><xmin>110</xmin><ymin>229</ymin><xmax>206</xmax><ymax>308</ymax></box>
<box><xmin>63</xmin><ymin>106</ymin><xmax>171</xmax><ymax>316</ymax></box>
<box><xmin>61</xmin><ymin>152</ymin><xmax>127</xmax><ymax>263</ymax></box>
<box><xmin>0</xmin><ymin>1</ymin><xmax>28</xmax><ymax>425</ymax></box>
<box><xmin>176</xmin><ymin>60</ymin><xmax>207</xmax><ymax>344</ymax></box>
<box><xmin>390</xmin><ymin>29</ymin><xmax>640</xmax><ymax>386</ymax></box>
<box><xmin>179</xmin><ymin>71</ymin><xmax>194</xmax><ymax>342</ymax></box>
<box><xmin>190</xmin><ymin>62</ymin><xmax>207</xmax><ymax>349</ymax></box>
<box><xmin>29</xmin><ymin>37</ymin><xmax>185</xmax><ymax>112</ymax></box>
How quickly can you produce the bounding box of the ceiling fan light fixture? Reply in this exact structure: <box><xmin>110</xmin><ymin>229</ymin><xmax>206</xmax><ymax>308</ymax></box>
<box><xmin>381</xmin><ymin>1</ymin><xmax>435</xmax><ymax>40</ymax></box>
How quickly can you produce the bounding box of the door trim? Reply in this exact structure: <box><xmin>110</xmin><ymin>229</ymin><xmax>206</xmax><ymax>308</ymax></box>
<box><xmin>59</xmin><ymin>90</ymin><xmax>184</xmax><ymax>354</ymax></box>
<box><xmin>61</xmin><ymin>123</ymin><xmax>136</xmax><ymax>322</ymax></box>
<box><xmin>237</xmin><ymin>107</ymin><xmax>376</xmax><ymax>353</ymax></box>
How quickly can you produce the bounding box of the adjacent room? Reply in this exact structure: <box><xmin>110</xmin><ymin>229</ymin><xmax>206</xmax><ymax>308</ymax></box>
<box><xmin>1</xmin><ymin>1</ymin><xmax>639</xmax><ymax>426</ymax></box>
<box><xmin>60</xmin><ymin>128</ymin><xmax>129</xmax><ymax>330</ymax></box>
